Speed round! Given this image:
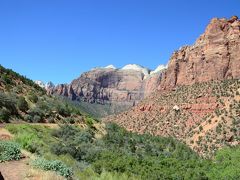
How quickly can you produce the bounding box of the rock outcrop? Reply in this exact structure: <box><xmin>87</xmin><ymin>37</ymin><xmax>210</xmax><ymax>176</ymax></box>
<box><xmin>159</xmin><ymin>16</ymin><xmax>240</xmax><ymax>90</ymax></box>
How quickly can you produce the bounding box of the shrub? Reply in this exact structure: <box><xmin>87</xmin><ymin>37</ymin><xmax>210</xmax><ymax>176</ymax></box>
<box><xmin>24</xmin><ymin>114</ymin><xmax>32</xmax><ymax>122</ymax></box>
<box><xmin>31</xmin><ymin>158</ymin><xmax>73</xmax><ymax>178</ymax></box>
<box><xmin>28</xmin><ymin>92</ymin><xmax>38</xmax><ymax>103</ymax></box>
<box><xmin>28</xmin><ymin>107</ymin><xmax>44</xmax><ymax>122</ymax></box>
<box><xmin>33</xmin><ymin>115</ymin><xmax>42</xmax><ymax>123</ymax></box>
<box><xmin>86</xmin><ymin>117</ymin><xmax>94</xmax><ymax>126</ymax></box>
<box><xmin>17</xmin><ymin>96</ymin><xmax>29</xmax><ymax>112</ymax></box>
<box><xmin>1</xmin><ymin>74</ymin><xmax>12</xmax><ymax>84</ymax></box>
<box><xmin>0</xmin><ymin>141</ymin><xmax>21</xmax><ymax>162</ymax></box>
<box><xmin>0</xmin><ymin>92</ymin><xmax>18</xmax><ymax>115</ymax></box>
<box><xmin>56</xmin><ymin>104</ymin><xmax>70</xmax><ymax>117</ymax></box>
<box><xmin>0</xmin><ymin>108</ymin><xmax>11</xmax><ymax>122</ymax></box>
<box><xmin>63</xmin><ymin>117</ymin><xmax>75</xmax><ymax>124</ymax></box>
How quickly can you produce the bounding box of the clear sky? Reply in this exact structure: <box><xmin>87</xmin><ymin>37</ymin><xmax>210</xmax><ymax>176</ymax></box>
<box><xmin>0</xmin><ymin>0</ymin><xmax>239</xmax><ymax>84</ymax></box>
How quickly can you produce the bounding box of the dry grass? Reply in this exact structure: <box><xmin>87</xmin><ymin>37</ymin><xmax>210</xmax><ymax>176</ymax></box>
<box><xmin>0</xmin><ymin>128</ymin><xmax>13</xmax><ymax>140</ymax></box>
<box><xmin>24</xmin><ymin>168</ymin><xmax>64</xmax><ymax>180</ymax></box>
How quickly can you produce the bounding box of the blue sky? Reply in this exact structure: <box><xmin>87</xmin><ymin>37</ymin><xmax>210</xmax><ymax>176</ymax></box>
<box><xmin>0</xmin><ymin>0</ymin><xmax>239</xmax><ymax>84</ymax></box>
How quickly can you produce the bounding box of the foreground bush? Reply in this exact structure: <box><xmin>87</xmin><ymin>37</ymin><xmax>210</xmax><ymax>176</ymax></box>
<box><xmin>0</xmin><ymin>141</ymin><xmax>21</xmax><ymax>162</ymax></box>
<box><xmin>207</xmin><ymin>147</ymin><xmax>240</xmax><ymax>179</ymax></box>
<box><xmin>0</xmin><ymin>108</ymin><xmax>11</xmax><ymax>122</ymax></box>
<box><xmin>31</xmin><ymin>158</ymin><xmax>73</xmax><ymax>179</ymax></box>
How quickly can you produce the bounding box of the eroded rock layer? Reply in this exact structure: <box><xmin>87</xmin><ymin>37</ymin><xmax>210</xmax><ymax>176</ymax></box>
<box><xmin>159</xmin><ymin>16</ymin><xmax>240</xmax><ymax>90</ymax></box>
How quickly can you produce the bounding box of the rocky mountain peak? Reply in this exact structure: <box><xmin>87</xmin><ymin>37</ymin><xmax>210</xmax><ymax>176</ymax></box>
<box><xmin>121</xmin><ymin>64</ymin><xmax>151</xmax><ymax>78</ymax></box>
<box><xmin>34</xmin><ymin>80</ymin><xmax>45</xmax><ymax>88</ymax></box>
<box><xmin>159</xmin><ymin>16</ymin><xmax>240</xmax><ymax>90</ymax></box>
<box><xmin>105</xmin><ymin>65</ymin><xmax>117</xmax><ymax>69</ymax></box>
<box><xmin>228</xmin><ymin>15</ymin><xmax>238</xmax><ymax>23</ymax></box>
<box><xmin>150</xmin><ymin>64</ymin><xmax>167</xmax><ymax>75</ymax></box>
<box><xmin>34</xmin><ymin>80</ymin><xmax>55</xmax><ymax>90</ymax></box>
<box><xmin>45</xmin><ymin>81</ymin><xmax>55</xmax><ymax>89</ymax></box>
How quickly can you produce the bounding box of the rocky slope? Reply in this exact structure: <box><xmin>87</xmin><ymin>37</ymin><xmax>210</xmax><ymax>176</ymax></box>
<box><xmin>104</xmin><ymin>16</ymin><xmax>240</xmax><ymax>156</ymax></box>
<box><xmin>49</xmin><ymin>64</ymin><xmax>166</xmax><ymax>117</ymax></box>
<box><xmin>105</xmin><ymin>79</ymin><xmax>240</xmax><ymax>156</ymax></box>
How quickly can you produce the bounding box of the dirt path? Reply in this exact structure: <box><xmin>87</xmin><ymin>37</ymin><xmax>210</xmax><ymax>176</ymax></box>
<box><xmin>0</xmin><ymin>128</ymin><xmax>13</xmax><ymax>140</ymax></box>
<box><xmin>0</xmin><ymin>158</ymin><xmax>30</xmax><ymax>180</ymax></box>
<box><xmin>0</xmin><ymin>125</ymin><xmax>64</xmax><ymax>180</ymax></box>
<box><xmin>0</xmin><ymin>158</ymin><xmax>64</xmax><ymax>180</ymax></box>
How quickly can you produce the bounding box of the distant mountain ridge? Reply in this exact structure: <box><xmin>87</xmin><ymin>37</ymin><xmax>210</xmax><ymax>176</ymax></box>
<box><xmin>43</xmin><ymin>63</ymin><xmax>167</xmax><ymax>117</ymax></box>
<box><xmin>34</xmin><ymin>80</ymin><xmax>55</xmax><ymax>90</ymax></box>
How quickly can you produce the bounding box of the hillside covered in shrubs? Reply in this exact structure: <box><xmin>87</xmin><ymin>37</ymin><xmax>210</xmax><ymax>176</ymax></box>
<box><xmin>4</xmin><ymin>123</ymin><xmax>240</xmax><ymax>179</ymax></box>
<box><xmin>0</xmin><ymin>65</ymin><xmax>95</xmax><ymax>125</ymax></box>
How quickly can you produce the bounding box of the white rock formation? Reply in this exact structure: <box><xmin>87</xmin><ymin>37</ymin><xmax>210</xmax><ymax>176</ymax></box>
<box><xmin>121</xmin><ymin>64</ymin><xmax>150</xmax><ymax>76</ymax></box>
<box><xmin>34</xmin><ymin>80</ymin><xmax>45</xmax><ymax>88</ymax></box>
<box><xmin>104</xmin><ymin>65</ymin><xmax>117</xmax><ymax>69</ymax></box>
<box><xmin>45</xmin><ymin>81</ymin><xmax>55</xmax><ymax>89</ymax></box>
<box><xmin>34</xmin><ymin>80</ymin><xmax>55</xmax><ymax>90</ymax></box>
<box><xmin>150</xmin><ymin>65</ymin><xmax>167</xmax><ymax>75</ymax></box>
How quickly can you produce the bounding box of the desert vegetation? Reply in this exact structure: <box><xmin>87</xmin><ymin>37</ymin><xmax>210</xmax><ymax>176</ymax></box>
<box><xmin>106</xmin><ymin>79</ymin><xmax>240</xmax><ymax>156</ymax></box>
<box><xmin>0</xmin><ymin>65</ymin><xmax>96</xmax><ymax>125</ymax></box>
<box><xmin>1</xmin><ymin>64</ymin><xmax>240</xmax><ymax>179</ymax></box>
<box><xmin>2</xmin><ymin>123</ymin><xmax>240</xmax><ymax>179</ymax></box>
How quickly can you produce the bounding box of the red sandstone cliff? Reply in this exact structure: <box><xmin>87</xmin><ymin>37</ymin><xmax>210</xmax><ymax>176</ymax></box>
<box><xmin>159</xmin><ymin>16</ymin><xmax>240</xmax><ymax>90</ymax></box>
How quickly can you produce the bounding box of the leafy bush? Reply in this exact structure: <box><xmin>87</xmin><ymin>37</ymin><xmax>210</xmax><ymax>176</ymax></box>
<box><xmin>17</xmin><ymin>96</ymin><xmax>29</xmax><ymax>112</ymax></box>
<box><xmin>28</xmin><ymin>107</ymin><xmax>44</xmax><ymax>122</ymax></box>
<box><xmin>0</xmin><ymin>108</ymin><xmax>11</xmax><ymax>122</ymax></box>
<box><xmin>207</xmin><ymin>147</ymin><xmax>240</xmax><ymax>179</ymax></box>
<box><xmin>31</xmin><ymin>158</ymin><xmax>73</xmax><ymax>178</ymax></box>
<box><xmin>86</xmin><ymin>117</ymin><xmax>94</xmax><ymax>126</ymax></box>
<box><xmin>63</xmin><ymin>117</ymin><xmax>75</xmax><ymax>124</ymax></box>
<box><xmin>0</xmin><ymin>141</ymin><xmax>21</xmax><ymax>162</ymax></box>
<box><xmin>1</xmin><ymin>74</ymin><xmax>12</xmax><ymax>84</ymax></box>
<box><xmin>0</xmin><ymin>92</ymin><xmax>18</xmax><ymax>115</ymax></box>
<box><xmin>56</xmin><ymin>104</ymin><xmax>71</xmax><ymax>117</ymax></box>
<box><xmin>28</xmin><ymin>92</ymin><xmax>38</xmax><ymax>103</ymax></box>
<box><xmin>33</xmin><ymin>115</ymin><xmax>42</xmax><ymax>123</ymax></box>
